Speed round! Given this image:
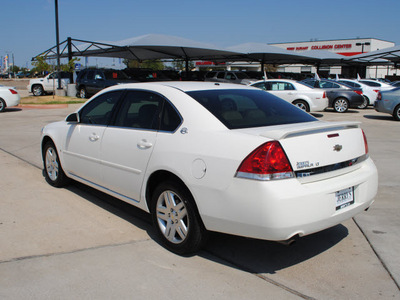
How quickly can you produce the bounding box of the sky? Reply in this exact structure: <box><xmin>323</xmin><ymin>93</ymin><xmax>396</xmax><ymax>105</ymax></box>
<box><xmin>2</xmin><ymin>0</ymin><xmax>400</xmax><ymax>69</ymax></box>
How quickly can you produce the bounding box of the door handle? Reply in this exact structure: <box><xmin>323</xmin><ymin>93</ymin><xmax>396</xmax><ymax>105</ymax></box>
<box><xmin>89</xmin><ymin>133</ymin><xmax>99</xmax><ymax>142</ymax></box>
<box><xmin>138</xmin><ymin>139</ymin><xmax>153</xmax><ymax>149</ymax></box>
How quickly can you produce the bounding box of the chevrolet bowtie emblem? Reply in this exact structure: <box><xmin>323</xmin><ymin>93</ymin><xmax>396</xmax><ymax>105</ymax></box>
<box><xmin>333</xmin><ymin>144</ymin><xmax>343</xmax><ymax>152</ymax></box>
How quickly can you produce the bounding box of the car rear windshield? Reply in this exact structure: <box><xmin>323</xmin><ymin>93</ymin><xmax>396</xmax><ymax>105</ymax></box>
<box><xmin>104</xmin><ymin>70</ymin><xmax>130</xmax><ymax>80</ymax></box>
<box><xmin>186</xmin><ymin>89</ymin><xmax>317</xmax><ymax>129</ymax></box>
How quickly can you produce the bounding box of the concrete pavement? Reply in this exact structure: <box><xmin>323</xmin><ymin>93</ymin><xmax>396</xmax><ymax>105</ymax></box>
<box><xmin>0</xmin><ymin>104</ymin><xmax>399</xmax><ymax>299</ymax></box>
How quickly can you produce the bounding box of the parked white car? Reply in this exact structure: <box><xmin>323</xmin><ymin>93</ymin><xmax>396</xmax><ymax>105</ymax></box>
<box><xmin>27</xmin><ymin>72</ymin><xmax>70</xmax><ymax>96</ymax></box>
<box><xmin>41</xmin><ymin>82</ymin><xmax>378</xmax><ymax>254</ymax></box>
<box><xmin>337</xmin><ymin>79</ymin><xmax>378</xmax><ymax>107</ymax></box>
<box><xmin>0</xmin><ymin>85</ymin><xmax>21</xmax><ymax>112</ymax></box>
<box><xmin>251</xmin><ymin>79</ymin><xmax>328</xmax><ymax>112</ymax></box>
<box><xmin>359</xmin><ymin>79</ymin><xmax>394</xmax><ymax>92</ymax></box>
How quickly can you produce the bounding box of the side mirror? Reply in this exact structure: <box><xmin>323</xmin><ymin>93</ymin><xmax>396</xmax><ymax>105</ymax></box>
<box><xmin>66</xmin><ymin>113</ymin><xmax>79</xmax><ymax>123</ymax></box>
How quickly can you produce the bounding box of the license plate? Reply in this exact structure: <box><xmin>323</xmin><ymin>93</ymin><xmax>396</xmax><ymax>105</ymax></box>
<box><xmin>335</xmin><ymin>187</ymin><xmax>354</xmax><ymax>210</ymax></box>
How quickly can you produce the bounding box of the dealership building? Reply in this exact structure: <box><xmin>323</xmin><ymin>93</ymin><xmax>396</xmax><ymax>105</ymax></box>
<box><xmin>270</xmin><ymin>38</ymin><xmax>396</xmax><ymax>78</ymax></box>
<box><xmin>198</xmin><ymin>38</ymin><xmax>398</xmax><ymax>79</ymax></box>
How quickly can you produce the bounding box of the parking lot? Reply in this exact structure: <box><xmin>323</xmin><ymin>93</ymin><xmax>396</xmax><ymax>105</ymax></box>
<box><xmin>0</xmin><ymin>92</ymin><xmax>399</xmax><ymax>298</ymax></box>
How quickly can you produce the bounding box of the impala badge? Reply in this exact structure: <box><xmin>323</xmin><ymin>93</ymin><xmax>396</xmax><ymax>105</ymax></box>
<box><xmin>333</xmin><ymin>144</ymin><xmax>343</xmax><ymax>152</ymax></box>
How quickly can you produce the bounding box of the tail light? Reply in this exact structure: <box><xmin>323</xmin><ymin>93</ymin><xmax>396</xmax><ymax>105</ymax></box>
<box><xmin>354</xmin><ymin>90</ymin><xmax>363</xmax><ymax>96</ymax></box>
<box><xmin>362</xmin><ymin>130</ymin><xmax>369</xmax><ymax>155</ymax></box>
<box><xmin>377</xmin><ymin>92</ymin><xmax>382</xmax><ymax>100</ymax></box>
<box><xmin>236</xmin><ymin>141</ymin><xmax>294</xmax><ymax>181</ymax></box>
<box><xmin>322</xmin><ymin>91</ymin><xmax>326</xmax><ymax>98</ymax></box>
<box><xmin>9</xmin><ymin>89</ymin><xmax>18</xmax><ymax>95</ymax></box>
<box><xmin>373</xmin><ymin>89</ymin><xmax>379</xmax><ymax>93</ymax></box>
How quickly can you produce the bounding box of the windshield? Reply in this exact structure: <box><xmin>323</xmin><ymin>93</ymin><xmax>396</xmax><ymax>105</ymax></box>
<box><xmin>104</xmin><ymin>70</ymin><xmax>130</xmax><ymax>80</ymax></box>
<box><xmin>235</xmin><ymin>72</ymin><xmax>250</xmax><ymax>79</ymax></box>
<box><xmin>186</xmin><ymin>89</ymin><xmax>317</xmax><ymax>129</ymax></box>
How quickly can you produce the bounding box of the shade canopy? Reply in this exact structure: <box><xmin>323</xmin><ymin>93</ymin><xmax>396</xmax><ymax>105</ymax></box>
<box><xmin>39</xmin><ymin>34</ymin><xmax>244</xmax><ymax>62</ymax></box>
<box><xmin>35</xmin><ymin>34</ymin><xmax>390</xmax><ymax>69</ymax></box>
<box><xmin>225</xmin><ymin>43</ymin><xmax>319</xmax><ymax>64</ymax></box>
<box><xmin>347</xmin><ymin>45</ymin><xmax>400</xmax><ymax>65</ymax></box>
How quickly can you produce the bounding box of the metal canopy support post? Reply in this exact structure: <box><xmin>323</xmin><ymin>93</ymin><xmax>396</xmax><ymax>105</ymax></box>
<box><xmin>68</xmin><ymin>37</ymin><xmax>73</xmax><ymax>83</ymax></box>
<box><xmin>185</xmin><ymin>58</ymin><xmax>189</xmax><ymax>79</ymax></box>
<box><xmin>261</xmin><ymin>56</ymin><xmax>265</xmax><ymax>79</ymax></box>
<box><xmin>55</xmin><ymin>0</ymin><xmax>62</xmax><ymax>90</ymax></box>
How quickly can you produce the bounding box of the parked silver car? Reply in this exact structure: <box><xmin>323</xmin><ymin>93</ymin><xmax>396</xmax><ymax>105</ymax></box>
<box><xmin>375</xmin><ymin>87</ymin><xmax>400</xmax><ymax>121</ymax></box>
<box><xmin>204</xmin><ymin>71</ymin><xmax>257</xmax><ymax>85</ymax></box>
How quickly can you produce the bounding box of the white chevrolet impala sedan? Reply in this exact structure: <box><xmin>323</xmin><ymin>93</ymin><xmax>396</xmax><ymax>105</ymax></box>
<box><xmin>41</xmin><ymin>82</ymin><xmax>378</xmax><ymax>254</ymax></box>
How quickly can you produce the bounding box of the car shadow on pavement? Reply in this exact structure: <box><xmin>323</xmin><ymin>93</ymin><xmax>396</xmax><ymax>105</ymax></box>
<box><xmin>66</xmin><ymin>181</ymin><xmax>153</xmax><ymax>230</ymax></box>
<box><xmin>59</xmin><ymin>178</ymin><xmax>348</xmax><ymax>274</ymax></box>
<box><xmin>2</xmin><ymin>108</ymin><xmax>22</xmax><ymax>113</ymax></box>
<box><xmin>364</xmin><ymin>115</ymin><xmax>395</xmax><ymax>121</ymax></box>
<box><xmin>202</xmin><ymin>225</ymin><xmax>348</xmax><ymax>274</ymax></box>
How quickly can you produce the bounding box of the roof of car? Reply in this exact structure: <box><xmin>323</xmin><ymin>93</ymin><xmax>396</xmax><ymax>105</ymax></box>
<box><xmin>103</xmin><ymin>81</ymin><xmax>257</xmax><ymax>93</ymax></box>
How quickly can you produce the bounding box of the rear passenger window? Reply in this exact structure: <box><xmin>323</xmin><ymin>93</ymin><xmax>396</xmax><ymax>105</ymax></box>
<box><xmin>160</xmin><ymin>101</ymin><xmax>182</xmax><ymax>132</ymax></box>
<box><xmin>115</xmin><ymin>91</ymin><xmax>162</xmax><ymax>130</ymax></box>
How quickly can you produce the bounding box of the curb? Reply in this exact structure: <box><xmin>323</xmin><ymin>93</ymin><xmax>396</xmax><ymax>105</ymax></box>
<box><xmin>18</xmin><ymin>104</ymin><xmax>69</xmax><ymax>109</ymax></box>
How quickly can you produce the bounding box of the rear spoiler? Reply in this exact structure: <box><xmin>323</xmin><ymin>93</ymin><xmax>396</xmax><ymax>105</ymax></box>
<box><xmin>260</xmin><ymin>121</ymin><xmax>361</xmax><ymax>140</ymax></box>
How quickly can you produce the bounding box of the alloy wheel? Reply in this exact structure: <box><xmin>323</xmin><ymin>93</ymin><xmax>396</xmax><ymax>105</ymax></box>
<box><xmin>156</xmin><ymin>190</ymin><xmax>189</xmax><ymax>244</ymax></box>
<box><xmin>45</xmin><ymin>146</ymin><xmax>59</xmax><ymax>182</ymax></box>
<box><xmin>334</xmin><ymin>99</ymin><xmax>348</xmax><ymax>113</ymax></box>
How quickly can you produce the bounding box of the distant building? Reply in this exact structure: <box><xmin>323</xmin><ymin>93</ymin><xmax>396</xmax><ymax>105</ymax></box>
<box><xmin>270</xmin><ymin>38</ymin><xmax>396</xmax><ymax>78</ymax></box>
<box><xmin>195</xmin><ymin>38</ymin><xmax>398</xmax><ymax>79</ymax></box>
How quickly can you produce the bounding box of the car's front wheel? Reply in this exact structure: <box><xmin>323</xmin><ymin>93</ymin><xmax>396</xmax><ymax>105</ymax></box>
<box><xmin>0</xmin><ymin>98</ymin><xmax>6</xmax><ymax>112</ymax></box>
<box><xmin>43</xmin><ymin>141</ymin><xmax>70</xmax><ymax>187</ymax></box>
<box><xmin>393</xmin><ymin>105</ymin><xmax>400</xmax><ymax>121</ymax></box>
<box><xmin>151</xmin><ymin>181</ymin><xmax>207</xmax><ymax>254</ymax></box>
<box><xmin>333</xmin><ymin>98</ymin><xmax>349</xmax><ymax>113</ymax></box>
<box><xmin>32</xmin><ymin>84</ymin><xmax>44</xmax><ymax>96</ymax></box>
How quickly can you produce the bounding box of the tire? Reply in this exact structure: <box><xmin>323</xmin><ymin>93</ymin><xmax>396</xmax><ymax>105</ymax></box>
<box><xmin>151</xmin><ymin>180</ymin><xmax>207</xmax><ymax>254</ymax></box>
<box><xmin>0</xmin><ymin>98</ymin><xmax>6</xmax><ymax>112</ymax></box>
<box><xmin>32</xmin><ymin>84</ymin><xmax>44</xmax><ymax>96</ymax></box>
<box><xmin>292</xmin><ymin>100</ymin><xmax>310</xmax><ymax>112</ymax></box>
<box><xmin>43</xmin><ymin>141</ymin><xmax>70</xmax><ymax>187</ymax></box>
<box><xmin>393</xmin><ymin>105</ymin><xmax>400</xmax><ymax>121</ymax></box>
<box><xmin>358</xmin><ymin>96</ymin><xmax>369</xmax><ymax>109</ymax></box>
<box><xmin>79</xmin><ymin>87</ymin><xmax>87</xmax><ymax>99</ymax></box>
<box><xmin>333</xmin><ymin>98</ymin><xmax>349</xmax><ymax>113</ymax></box>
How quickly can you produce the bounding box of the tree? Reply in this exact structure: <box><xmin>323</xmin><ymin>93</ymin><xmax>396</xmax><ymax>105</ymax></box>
<box><xmin>172</xmin><ymin>59</ymin><xmax>194</xmax><ymax>71</ymax></box>
<box><xmin>123</xmin><ymin>59</ymin><xmax>165</xmax><ymax>70</ymax></box>
<box><xmin>10</xmin><ymin>65</ymin><xmax>21</xmax><ymax>73</ymax></box>
<box><xmin>31</xmin><ymin>56</ymin><xmax>51</xmax><ymax>74</ymax></box>
<box><xmin>60</xmin><ymin>57</ymin><xmax>80</xmax><ymax>73</ymax></box>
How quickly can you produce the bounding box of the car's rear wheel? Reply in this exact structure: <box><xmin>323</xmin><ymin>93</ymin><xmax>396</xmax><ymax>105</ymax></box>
<box><xmin>32</xmin><ymin>84</ymin><xmax>44</xmax><ymax>96</ymax></box>
<box><xmin>0</xmin><ymin>98</ymin><xmax>6</xmax><ymax>112</ymax></box>
<box><xmin>79</xmin><ymin>87</ymin><xmax>87</xmax><ymax>98</ymax></box>
<box><xmin>293</xmin><ymin>100</ymin><xmax>310</xmax><ymax>112</ymax></box>
<box><xmin>333</xmin><ymin>98</ymin><xmax>349</xmax><ymax>113</ymax></box>
<box><xmin>43</xmin><ymin>141</ymin><xmax>69</xmax><ymax>187</ymax></box>
<box><xmin>151</xmin><ymin>180</ymin><xmax>207</xmax><ymax>254</ymax></box>
<box><xmin>393</xmin><ymin>105</ymin><xmax>400</xmax><ymax>121</ymax></box>
<box><xmin>358</xmin><ymin>96</ymin><xmax>369</xmax><ymax>109</ymax></box>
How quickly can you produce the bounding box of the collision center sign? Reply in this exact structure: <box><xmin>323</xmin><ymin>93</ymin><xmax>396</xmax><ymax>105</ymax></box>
<box><xmin>286</xmin><ymin>43</ymin><xmax>352</xmax><ymax>51</ymax></box>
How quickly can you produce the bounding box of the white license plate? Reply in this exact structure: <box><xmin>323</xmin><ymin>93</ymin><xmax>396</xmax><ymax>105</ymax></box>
<box><xmin>335</xmin><ymin>187</ymin><xmax>354</xmax><ymax>210</ymax></box>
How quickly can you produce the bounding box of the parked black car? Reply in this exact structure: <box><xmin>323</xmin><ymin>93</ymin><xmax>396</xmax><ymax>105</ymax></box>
<box><xmin>76</xmin><ymin>69</ymin><xmax>137</xmax><ymax>98</ymax></box>
<box><xmin>301</xmin><ymin>79</ymin><xmax>365</xmax><ymax>113</ymax></box>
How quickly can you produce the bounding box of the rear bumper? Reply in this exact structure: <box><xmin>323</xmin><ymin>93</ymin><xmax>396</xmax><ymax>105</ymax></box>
<box><xmin>197</xmin><ymin>157</ymin><xmax>378</xmax><ymax>241</ymax></box>
<box><xmin>5</xmin><ymin>93</ymin><xmax>21</xmax><ymax>108</ymax></box>
<box><xmin>374</xmin><ymin>100</ymin><xmax>392</xmax><ymax>114</ymax></box>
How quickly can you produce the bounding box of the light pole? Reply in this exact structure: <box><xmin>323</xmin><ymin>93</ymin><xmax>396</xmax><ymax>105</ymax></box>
<box><xmin>356</xmin><ymin>42</ymin><xmax>370</xmax><ymax>54</ymax></box>
<box><xmin>55</xmin><ymin>0</ymin><xmax>62</xmax><ymax>90</ymax></box>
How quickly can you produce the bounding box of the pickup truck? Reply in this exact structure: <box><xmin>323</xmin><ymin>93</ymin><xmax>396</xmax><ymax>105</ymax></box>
<box><xmin>27</xmin><ymin>72</ymin><xmax>70</xmax><ymax>96</ymax></box>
